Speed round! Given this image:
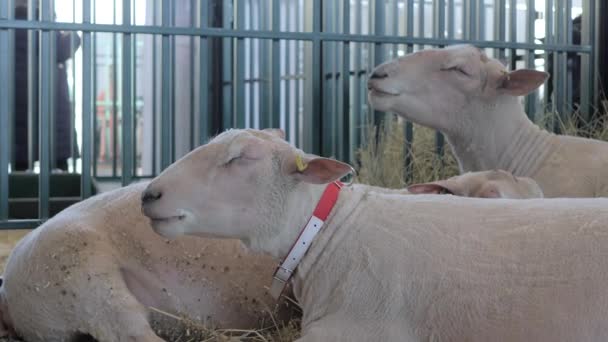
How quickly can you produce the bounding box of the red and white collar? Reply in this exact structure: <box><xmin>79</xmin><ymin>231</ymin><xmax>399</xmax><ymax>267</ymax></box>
<box><xmin>269</xmin><ymin>181</ymin><xmax>343</xmax><ymax>299</ymax></box>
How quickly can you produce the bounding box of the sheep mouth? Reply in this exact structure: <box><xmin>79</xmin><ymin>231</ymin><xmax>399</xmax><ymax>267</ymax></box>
<box><xmin>367</xmin><ymin>85</ymin><xmax>399</xmax><ymax>97</ymax></box>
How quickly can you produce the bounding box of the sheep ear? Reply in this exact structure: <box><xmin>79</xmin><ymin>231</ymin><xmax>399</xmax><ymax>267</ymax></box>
<box><xmin>407</xmin><ymin>182</ymin><xmax>454</xmax><ymax>195</ymax></box>
<box><xmin>498</xmin><ymin>69</ymin><xmax>549</xmax><ymax>96</ymax></box>
<box><xmin>285</xmin><ymin>154</ymin><xmax>354</xmax><ymax>184</ymax></box>
<box><xmin>262</xmin><ymin>128</ymin><xmax>286</xmax><ymax>140</ymax></box>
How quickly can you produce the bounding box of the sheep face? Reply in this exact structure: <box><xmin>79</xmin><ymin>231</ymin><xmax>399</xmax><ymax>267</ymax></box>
<box><xmin>367</xmin><ymin>44</ymin><xmax>548</xmax><ymax>133</ymax></box>
<box><xmin>141</xmin><ymin>128</ymin><xmax>353</xmax><ymax>243</ymax></box>
<box><xmin>407</xmin><ymin>169</ymin><xmax>544</xmax><ymax>199</ymax></box>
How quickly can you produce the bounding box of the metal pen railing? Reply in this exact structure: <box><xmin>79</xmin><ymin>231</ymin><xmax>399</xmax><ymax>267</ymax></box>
<box><xmin>0</xmin><ymin>0</ymin><xmax>599</xmax><ymax>229</ymax></box>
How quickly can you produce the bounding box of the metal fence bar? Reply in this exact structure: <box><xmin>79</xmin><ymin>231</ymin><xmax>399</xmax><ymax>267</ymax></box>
<box><xmin>284</xmin><ymin>2</ymin><xmax>291</xmax><ymax>140</ymax></box>
<box><xmin>112</xmin><ymin>0</ymin><xmax>118</xmax><ymax>177</ymax></box>
<box><xmin>199</xmin><ymin>0</ymin><xmax>210</xmax><ymax>144</ymax></box>
<box><xmin>0</xmin><ymin>20</ymin><xmax>596</xmax><ymax>53</ymax></box>
<box><xmin>27</xmin><ymin>0</ymin><xmax>36</xmax><ymax>170</ymax></box>
<box><xmin>121</xmin><ymin>0</ymin><xmax>133</xmax><ymax>185</ymax></box>
<box><xmin>545</xmin><ymin>0</ymin><xmax>554</xmax><ymax>115</ymax></box>
<box><xmin>373</xmin><ymin>0</ymin><xmax>385</xmax><ymax>132</ymax></box>
<box><xmin>352</xmin><ymin>0</ymin><xmax>361</xmax><ymax>151</ymax></box>
<box><xmin>70</xmin><ymin>7</ymin><xmax>77</xmax><ymax>172</ymax></box>
<box><xmin>39</xmin><ymin>0</ymin><xmax>52</xmax><ymax>219</ymax></box>
<box><xmin>82</xmin><ymin>0</ymin><xmax>93</xmax><ymax>199</ymax></box>
<box><xmin>495</xmin><ymin>0</ymin><xmax>506</xmax><ymax>60</ymax></box>
<box><xmin>271</xmin><ymin>0</ymin><xmax>280</xmax><ymax>129</ymax></box>
<box><xmin>49</xmin><ymin>1</ymin><xmax>56</xmax><ymax>170</ymax></box>
<box><xmin>294</xmin><ymin>0</ymin><xmax>301</xmax><ymax>145</ymax></box>
<box><xmin>235</xmin><ymin>0</ymin><xmax>245</xmax><ymax>128</ymax></box>
<box><xmin>555</xmin><ymin>0</ymin><xmax>566</xmax><ymax>120</ymax></box>
<box><xmin>579</xmin><ymin>0</ymin><xmax>593</xmax><ymax>121</ymax></box>
<box><xmin>160</xmin><ymin>0</ymin><xmax>173</xmax><ymax>169</ymax></box>
<box><xmin>341</xmin><ymin>0</ymin><xmax>350</xmax><ymax>162</ymax></box>
<box><xmin>404</xmin><ymin>0</ymin><xmax>415</xmax><ymax>182</ymax></box>
<box><xmin>525</xmin><ymin>0</ymin><xmax>536</xmax><ymax>120</ymax></box>
<box><xmin>259</xmin><ymin>0</ymin><xmax>269</xmax><ymax>129</ymax></box>
<box><xmin>434</xmin><ymin>0</ymin><xmax>446</xmax><ymax>160</ymax></box>
<box><xmin>247</xmin><ymin>0</ymin><xmax>254</xmax><ymax>129</ymax></box>
<box><xmin>0</xmin><ymin>0</ymin><xmax>10</xmax><ymax>220</ymax></box>
<box><xmin>310</xmin><ymin>0</ymin><xmax>321</xmax><ymax>155</ymax></box>
<box><xmin>508</xmin><ymin>0</ymin><xmax>516</xmax><ymax>70</ymax></box>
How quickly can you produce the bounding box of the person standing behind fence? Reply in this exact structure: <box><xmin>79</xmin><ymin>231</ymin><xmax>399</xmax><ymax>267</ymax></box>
<box><xmin>13</xmin><ymin>4</ymin><xmax>81</xmax><ymax>172</ymax></box>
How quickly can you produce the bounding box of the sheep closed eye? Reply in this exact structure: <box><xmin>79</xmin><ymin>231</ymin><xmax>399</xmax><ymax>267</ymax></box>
<box><xmin>443</xmin><ymin>66</ymin><xmax>470</xmax><ymax>77</ymax></box>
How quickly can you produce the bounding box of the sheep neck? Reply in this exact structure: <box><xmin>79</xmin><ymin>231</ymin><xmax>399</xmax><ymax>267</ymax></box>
<box><xmin>251</xmin><ymin>183</ymin><xmax>327</xmax><ymax>259</ymax></box>
<box><xmin>447</xmin><ymin>96</ymin><xmax>556</xmax><ymax>178</ymax></box>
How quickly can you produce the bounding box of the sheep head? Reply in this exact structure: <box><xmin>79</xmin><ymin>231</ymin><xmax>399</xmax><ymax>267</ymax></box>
<box><xmin>407</xmin><ymin>169</ymin><xmax>544</xmax><ymax>199</ymax></box>
<box><xmin>141</xmin><ymin>128</ymin><xmax>353</xmax><ymax>248</ymax></box>
<box><xmin>367</xmin><ymin>44</ymin><xmax>549</xmax><ymax>133</ymax></box>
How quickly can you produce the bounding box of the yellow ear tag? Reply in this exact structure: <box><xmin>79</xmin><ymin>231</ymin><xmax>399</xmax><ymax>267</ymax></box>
<box><xmin>295</xmin><ymin>155</ymin><xmax>308</xmax><ymax>172</ymax></box>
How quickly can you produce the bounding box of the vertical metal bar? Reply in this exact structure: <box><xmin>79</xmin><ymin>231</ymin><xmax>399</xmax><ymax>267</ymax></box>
<box><xmin>188</xmin><ymin>0</ymin><xmax>195</xmax><ymax>149</ymax></box>
<box><xmin>544</xmin><ymin>0</ymin><xmax>553</xmax><ymax>115</ymax></box>
<box><xmin>311</xmin><ymin>0</ymin><xmax>322</xmax><ymax>155</ymax></box>
<box><xmin>407</xmin><ymin>1</ymin><xmax>413</xmax><ymax>53</ymax></box>
<box><xmin>373</xmin><ymin>0</ymin><xmax>385</xmax><ymax>132</ymax></box>
<box><xmin>284</xmin><ymin>2</ymin><xmax>291</xmax><ymax>139</ymax></box>
<box><xmin>524</xmin><ymin>0</ymin><xmax>536</xmax><ymax>120</ymax></box>
<box><xmin>6</xmin><ymin>0</ymin><xmax>13</xmax><ymax>171</ymax></box>
<box><xmin>199</xmin><ymin>0</ymin><xmax>210</xmax><ymax>143</ymax></box>
<box><xmin>294</xmin><ymin>0</ymin><xmax>301</xmax><ymax>144</ymax></box>
<box><xmin>509</xmin><ymin>0</ymin><xmax>516</xmax><ymax>70</ymax></box>
<box><xmin>418</xmin><ymin>0</ymin><xmax>424</xmax><ymax>40</ymax></box>
<box><xmin>259</xmin><ymin>0</ymin><xmax>269</xmax><ymax>128</ymax></box>
<box><xmin>271</xmin><ymin>0</ymin><xmax>280</xmax><ymax>129</ymax></box>
<box><xmin>49</xmin><ymin>0</ymin><xmax>56</xmax><ymax>170</ymax></box>
<box><xmin>405</xmin><ymin>0</ymin><xmax>414</xmax><ymax>181</ymax></box>
<box><xmin>161</xmin><ymin>0</ymin><xmax>173</xmax><ymax>169</ymax></box>
<box><xmin>477</xmin><ymin>0</ymin><xmax>484</xmax><ymax>40</ymax></box>
<box><xmin>82</xmin><ymin>0</ymin><xmax>93</xmax><ymax>198</ymax></box>
<box><xmin>112</xmin><ymin>0</ymin><xmax>118</xmax><ymax>176</ymax></box>
<box><xmin>151</xmin><ymin>0</ymin><xmax>157</xmax><ymax>172</ymax></box>
<box><xmin>248</xmin><ymin>0</ymin><xmax>255</xmax><ymax>129</ymax></box>
<box><xmin>27</xmin><ymin>0</ymin><xmax>37</xmax><ymax>170</ymax></box>
<box><xmin>564</xmin><ymin>0</ymin><xmax>573</xmax><ymax>114</ymax></box>
<box><xmin>495</xmin><ymin>0</ymin><xmax>506</xmax><ymax>60</ymax></box>
<box><xmin>70</xmin><ymin>0</ymin><xmax>77</xmax><ymax>171</ymax></box>
<box><xmin>352</xmin><ymin>0</ymin><xmax>361</xmax><ymax>150</ymax></box>
<box><xmin>0</xmin><ymin>0</ymin><xmax>11</xmax><ymax>219</ymax></box>
<box><xmin>434</xmin><ymin>0</ymin><xmax>446</xmax><ymax>159</ymax></box>
<box><xmin>92</xmin><ymin>1</ymin><xmax>98</xmax><ymax>177</ymax></box>
<box><xmin>330</xmin><ymin>0</ymin><xmax>337</xmax><ymax>156</ymax></box>
<box><xmin>39</xmin><ymin>0</ymin><xmax>52</xmax><ymax>219</ymax></box>
<box><xmin>121</xmin><ymin>0</ymin><xmax>133</xmax><ymax>185</ymax></box>
<box><xmin>579</xmin><ymin>0</ymin><xmax>594</xmax><ymax>121</ymax></box>
<box><xmin>341</xmin><ymin>0</ymin><xmax>350</xmax><ymax>162</ymax></box>
<box><xmin>555</xmin><ymin>0</ymin><xmax>565</xmax><ymax>121</ymax></box>
<box><xmin>447</xmin><ymin>0</ymin><xmax>455</xmax><ymax>39</ymax></box>
<box><xmin>588</xmin><ymin>0</ymin><xmax>597</xmax><ymax>115</ymax></box>
<box><xmin>235</xmin><ymin>0</ymin><xmax>245</xmax><ymax>128</ymax></box>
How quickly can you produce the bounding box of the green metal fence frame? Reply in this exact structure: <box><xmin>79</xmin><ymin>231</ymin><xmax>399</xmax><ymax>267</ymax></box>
<box><xmin>0</xmin><ymin>0</ymin><xmax>599</xmax><ymax>229</ymax></box>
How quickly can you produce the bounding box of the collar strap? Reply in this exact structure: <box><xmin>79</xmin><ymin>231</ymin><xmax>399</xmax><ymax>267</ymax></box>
<box><xmin>269</xmin><ymin>181</ymin><xmax>343</xmax><ymax>299</ymax></box>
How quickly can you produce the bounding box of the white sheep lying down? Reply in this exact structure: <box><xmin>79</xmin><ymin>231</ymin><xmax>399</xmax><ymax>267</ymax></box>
<box><xmin>367</xmin><ymin>44</ymin><xmax>608</xmax><ymax>198</ymax></box>
<box><xmin>143</xmin><ymin>128</ymin><xmax>608</xmax><ymax>342</ymax></box>
<box><xmin>0</xmin><ymin>153</ymin><xmax>538</xmax><ymax>341</ymax></box>
<box><xmin>0</xmin><ymin>182</ymin><xmax>287</xmax><ymax>342</ymax></box>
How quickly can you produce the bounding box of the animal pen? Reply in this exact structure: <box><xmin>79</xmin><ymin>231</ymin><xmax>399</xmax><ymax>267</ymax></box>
<box><xmin>0</xmin><ymin>0</ymin><xmax>604</xmax><ymax>229</ymax></box>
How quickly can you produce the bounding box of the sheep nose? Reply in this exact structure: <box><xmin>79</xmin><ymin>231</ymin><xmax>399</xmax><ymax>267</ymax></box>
<box><xmin>141</xmin><ymin>189</ymin><xmax>162</xmax><ymax>205</ymax></box>
<box><xmin>369</xmin><ymin>70</ymin><xmax>389</xmax><ymax>79</ymax></box>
